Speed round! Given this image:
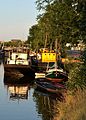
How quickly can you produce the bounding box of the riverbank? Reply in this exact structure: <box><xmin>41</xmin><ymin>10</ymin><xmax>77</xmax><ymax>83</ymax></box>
<box><xmin>56</xmin><ymin>89</ymin><xmax>86</xmax><ymax>120</ymax></box>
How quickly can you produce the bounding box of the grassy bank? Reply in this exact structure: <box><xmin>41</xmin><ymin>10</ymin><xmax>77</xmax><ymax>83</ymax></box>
<box><xmin>56</xmin><ymin>89</ymin><xmax>86</xmax><ymax>120</ymax></box>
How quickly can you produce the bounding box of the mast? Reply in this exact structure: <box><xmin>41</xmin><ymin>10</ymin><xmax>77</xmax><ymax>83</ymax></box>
<box><xmin>55</xmin><ymin>38</ymin><xmax>58</xmax><ymax>69</ymax></box>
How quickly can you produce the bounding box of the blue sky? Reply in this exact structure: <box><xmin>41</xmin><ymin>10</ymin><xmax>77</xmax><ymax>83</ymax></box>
<box><xmin>0</xmin><ymin>0</ymin><xmax>37</xmax><ymax>41</ymax></box>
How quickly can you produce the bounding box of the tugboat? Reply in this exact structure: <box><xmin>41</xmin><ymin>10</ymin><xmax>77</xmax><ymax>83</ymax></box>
<box><xmin>41</xmin><ymin>49</ymin><xmax>68</xmax><ymax>82</ymax></box>
<box><xmin>45</xmin><ymin>61</ymin><xmax>68</xmax><ymax>82</ymax></box>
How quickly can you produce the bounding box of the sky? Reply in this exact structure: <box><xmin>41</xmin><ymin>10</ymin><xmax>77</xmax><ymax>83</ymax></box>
<box><xmin>0</xmin><ymin>0</ymin><xmax>38</xmax><ymax>41</ymax></box>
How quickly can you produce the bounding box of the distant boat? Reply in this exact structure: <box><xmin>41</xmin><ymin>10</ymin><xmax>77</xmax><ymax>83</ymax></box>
<box><xmin>0</xmin><ymin>49</ymin><xmax>4</xmax><ymax>59</ymax></box>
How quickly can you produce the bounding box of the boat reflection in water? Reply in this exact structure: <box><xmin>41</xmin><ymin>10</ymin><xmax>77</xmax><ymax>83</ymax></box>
<box><xmin>7</xmin><ymin>84</ymin><xmax>30</xmax><ymax>100</ymax></box>
<box><xmin>33</xmin><ymin>87</ymin><xmax>65</xmax><ymax>120</ymax></box>
<box><xmin>4</xmin><ymin>76</ymin><xmax>34</xmax><ymax>101</ymax></box>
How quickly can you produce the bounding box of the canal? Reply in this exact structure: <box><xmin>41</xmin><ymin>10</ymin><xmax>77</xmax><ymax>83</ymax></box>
<box><xmin>0</xmin><ymin>61</ymin><xmax>63</xmax><ymax>120</ymax></box>
<box><xmin>0</xmin><ymin>61</ymin><xmax>86</xmax><ymax>120</ymax></box>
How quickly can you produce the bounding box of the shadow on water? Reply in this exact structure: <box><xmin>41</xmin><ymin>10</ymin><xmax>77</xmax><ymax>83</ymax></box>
<box><xmin>34</xmin><ymin>87</ymin><xmax>65</xmax><ymax>102</ymax></box>
<box><xmin>33</xmin><ymin>87</ymin><xmax>65</xmax><ymax>120</ymax></box>
<box><xmin>4</xmin><ymin>74</ymin><xmax>35</xmax><ymax>84</ymax></box>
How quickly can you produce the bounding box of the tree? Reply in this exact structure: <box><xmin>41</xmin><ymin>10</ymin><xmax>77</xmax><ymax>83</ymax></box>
<box><xmin>77</xmin><ymin>1</ymin><xmax>86</xmax><ymax>43</ymax></box>
<box><xmin>36</xmin><ymin>0</ymin><xmax>80</xmax><ymax>48</ymax></box>
<box><xmin>27</xmin><ymin>24</ymin><xmax>45</xmax><ymax>50</ymax></box>
<box><xmin>27</xmin><ymin>0</ymin><xmax>86</xmax><ymax>50</ymax></box>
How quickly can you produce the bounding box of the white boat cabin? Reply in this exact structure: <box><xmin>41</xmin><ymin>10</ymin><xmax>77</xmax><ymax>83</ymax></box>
<box><xmin>7</xmin><ymin>52</ymin><xmax>29</xmax><ymax>65</ymax></box>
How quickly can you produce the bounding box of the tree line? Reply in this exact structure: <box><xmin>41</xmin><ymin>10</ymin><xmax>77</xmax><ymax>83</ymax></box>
<box><xmin>27</xmin><ymin>0</ymin><xmax>86</xmax><ymax>51</ymax></box>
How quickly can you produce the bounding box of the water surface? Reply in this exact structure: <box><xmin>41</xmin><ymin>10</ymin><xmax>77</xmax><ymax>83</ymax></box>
<box><xmin>0</xmin><ymin>62</ymin><xmax>86</xmax><ymax>120</ymax></box>
<box><xmin>0</xmin><ymin>62</ymin><xmax>61</xmax><ymax>120</ymax></box>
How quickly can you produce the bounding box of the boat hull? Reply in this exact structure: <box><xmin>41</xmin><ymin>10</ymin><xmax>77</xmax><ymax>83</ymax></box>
<box><xmin>35</xmin><ymin>81</ymin><xmax>66</xmax><ymax>93</ymax></box>
<box><xmin>46</xmin><ymin>71</ymin><xmax>68</xmax><ymax>82</ymax></box>
<box><xmin>4</xmin><ymin>64</ymin><xmax>35</xmax><ymax>78</ymax></box>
